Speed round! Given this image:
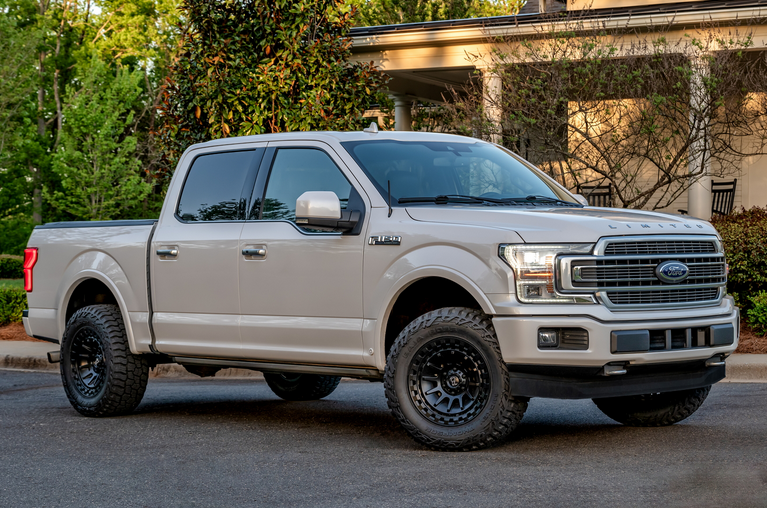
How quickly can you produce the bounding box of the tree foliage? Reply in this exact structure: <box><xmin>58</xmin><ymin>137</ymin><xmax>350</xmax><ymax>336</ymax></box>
<box><xmin>0</xmin><ymin>0</ymin><xmax>180</xmax><ymax>240</ymax></box>
<box><xmin>46</xmin><ymin>55</ymin><xmax>151</xmax><ymax>220</ymax></box>
<box><xmin>349</xmin><ymin>0</ymin><xmax>525</xmax><ymax>26</ymax></box>
<box><xmin>157</xmin><ymin>0</ymin><xmax>390</xmax><ymax>173</ymax></box>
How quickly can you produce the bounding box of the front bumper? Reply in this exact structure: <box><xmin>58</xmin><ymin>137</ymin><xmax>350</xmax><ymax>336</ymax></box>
<box><xmin>492</xmin><ymin>305</ymin><xmax>739</xmax><ymax>367</ymax></box>
<box><xmin>506</xmin><ymin>360</ymin><xmax>725</xmax><ymax>399</ymax></box>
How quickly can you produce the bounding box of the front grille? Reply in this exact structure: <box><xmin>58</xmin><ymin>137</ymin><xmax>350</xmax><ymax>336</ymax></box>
<box><xmin>574</xmin><ymin>257</ymin><xmax>726</xmax><ymax>288</ymax></box>
<box><xmin>605</xmin><ymin>288</ymin><xmax>720</xmax><ymax>305</ymax></box>
<box><xmin>604</xmin><ymin>240</ymin><xmax>716</xmax><ymax>255</ymax></box>
<box><xmin>562</xmin><ymin>236</ymin><xmax>726</xmax><ymax>309</ymax></box>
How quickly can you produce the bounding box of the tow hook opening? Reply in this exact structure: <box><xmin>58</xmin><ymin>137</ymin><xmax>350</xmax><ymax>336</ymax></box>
<box><xmin>602</xmin><ymin>362</ymin><xmax>628</xmax><ymax>376</ymax></box>
<box><xmin>705</xmin><ymin>355</ymin><xmax>727</xmax><ymax>368</ymax></box>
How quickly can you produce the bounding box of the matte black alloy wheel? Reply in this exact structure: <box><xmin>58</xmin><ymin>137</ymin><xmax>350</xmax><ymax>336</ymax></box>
<box><xmin>408</xmin><ymin>337</ymin><xmax>490</xmax><ymax>426</ymax></box>
<box><xmin>385</xmin><ymin>307</ymin><xmax>528</xmax><ymax>451</ymax></box>
<box><xmin>61</xmin><ymin>304</ymin><xmax>149</xmax><ymax>417</ymax></box>
<box><xmin>263</xmin><ymin>372</ymin><xmax>341</xmax><ymax>401</ymax></box>
<box><xmin>69</xmin><ymin>327</ymin><xmax>107</xmax><ymax>398</ymax></box>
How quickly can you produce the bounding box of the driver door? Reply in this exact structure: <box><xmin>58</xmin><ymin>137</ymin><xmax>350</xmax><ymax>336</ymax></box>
<box><xmin>237</xmin><ymin>142</ymin><xmax>367</xmax><ymax>366</ymax></box>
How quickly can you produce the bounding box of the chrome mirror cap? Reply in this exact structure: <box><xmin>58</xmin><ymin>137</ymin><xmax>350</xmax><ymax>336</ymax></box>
<box><xmin>296</xmin><ymin>191</ymin><xmax>342</xmax><ymax>220</ymax></box>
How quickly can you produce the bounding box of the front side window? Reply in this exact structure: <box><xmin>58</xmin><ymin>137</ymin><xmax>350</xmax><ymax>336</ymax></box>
<box><xmin>177</xmin><ymin>150</ymin><xmax>257</xmax><ymax>221</ymax></box>
<box><xmin>261</xmin><ymin>148</ymin><xmax>352</xmax><ymax>222</ymax></box>
<box><xmin>341</xmin><ymin>140</ymin><xmax>575</xmax><ymax>205</ymax></box>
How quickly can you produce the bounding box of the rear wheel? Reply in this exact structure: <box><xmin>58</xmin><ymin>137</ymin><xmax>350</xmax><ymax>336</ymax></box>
<box><xmin>263</xmin><ymin>372</ymin><xmax>341</xmax><ymax>401</ymax></box>
<box><xmin>385</xmin><ymin>307</ymin><xmax>527</xmax><ymax>451</ymax></box>
<box><xmin>60</xmin><ymin>304</ymin><xmax>149</xmax><ymax>417</ymax></box>
<box><xmin>593</xmin><ymin>386</ymin><xmax>711</xmax><ymax>426</ymax></box>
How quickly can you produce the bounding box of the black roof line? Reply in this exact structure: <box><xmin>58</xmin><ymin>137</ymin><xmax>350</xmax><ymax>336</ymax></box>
<box><xmin>349</xmin><ymin>0</ymin><xmax>767</xmax><ymax>36</ymax></box>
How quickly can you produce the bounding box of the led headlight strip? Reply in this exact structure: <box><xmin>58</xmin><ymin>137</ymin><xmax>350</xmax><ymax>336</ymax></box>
<box><xmin>499</xmin><ymin>244</ymin><xmax>596</xmax><ymax>304</ymax></box>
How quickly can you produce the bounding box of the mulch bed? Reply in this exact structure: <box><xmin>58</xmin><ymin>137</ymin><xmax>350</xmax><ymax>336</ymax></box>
<box><xmin>736</xmin><ymin>323</ymin><xmax>767</xmax><ymax>354</ymax></box>
<box><xmin>0</xmin><ymin>322</ymin><xmax>47</xmax><ymax>342</ymax></box>
<box><xmin>1</xmin><ymin>321</ymin><xmax>766</xmax><ymax>351</ymax></box>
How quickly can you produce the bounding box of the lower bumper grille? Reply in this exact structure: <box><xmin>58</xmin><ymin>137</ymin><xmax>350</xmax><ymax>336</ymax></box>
<box><xmin>611</xmin><ymin>323</ymin><xmax>735</xmax><ymax>353</ymax></box>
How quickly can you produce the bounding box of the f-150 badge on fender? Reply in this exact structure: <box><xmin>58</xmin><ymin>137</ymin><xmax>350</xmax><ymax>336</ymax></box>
<box><xmin>656</xmin><ymin>260</ymin><xmax>690</xmax><ymax>283</ymax></box>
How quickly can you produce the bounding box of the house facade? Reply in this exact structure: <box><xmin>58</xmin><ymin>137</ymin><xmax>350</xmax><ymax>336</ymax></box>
<box><xmin>349</xmin><ymin>0</ymin><xmax>767</xmax><ymax>219</ymax></box>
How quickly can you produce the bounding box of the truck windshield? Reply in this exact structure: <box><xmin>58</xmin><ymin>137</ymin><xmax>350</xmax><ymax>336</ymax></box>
<box><xmin>341</xmin><ymin>140</ymin><xmax>577</xmax><ymax>206</ymax></box>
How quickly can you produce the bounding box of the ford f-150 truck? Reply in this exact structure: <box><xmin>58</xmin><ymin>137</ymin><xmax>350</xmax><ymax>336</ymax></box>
<box><xmin>23</xmin><ymin>127</ymin><xmax>738</xmax><ymax>451</ymax></box>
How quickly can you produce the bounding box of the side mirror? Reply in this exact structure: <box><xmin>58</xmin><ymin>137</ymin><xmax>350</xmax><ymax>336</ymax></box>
<box><xmin>295</xmin><ymin>191</ymin><xmax>360</xmax><ymax>232</ymax></box>
<box><xmin>573</xmin><ymin>194</ymin><xmax>589</xmax><ymax>206</ymax></box>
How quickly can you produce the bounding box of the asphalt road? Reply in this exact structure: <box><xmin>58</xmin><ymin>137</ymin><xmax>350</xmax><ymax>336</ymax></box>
<box><xmin>1</xmin><ymin>369</ymin><xmax>765</xmax><ymax>508</ymax></box>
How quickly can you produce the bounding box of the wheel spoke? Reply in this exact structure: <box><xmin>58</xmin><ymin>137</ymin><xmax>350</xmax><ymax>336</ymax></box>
<box><xmin>408</xmin><ymin>337</ymin><xmax>491</xmax><ymax>427</ymax></box>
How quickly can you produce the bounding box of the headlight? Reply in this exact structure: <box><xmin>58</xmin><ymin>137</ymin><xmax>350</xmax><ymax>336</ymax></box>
<box><xmin>499</xmin><ymin>244</ymin><xmax>595</xmax><ymax>304</ymax></box>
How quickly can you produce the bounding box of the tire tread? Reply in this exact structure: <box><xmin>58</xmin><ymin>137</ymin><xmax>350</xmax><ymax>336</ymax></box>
<box><xmin>384</xmin><ymin>307</ymin><xmax>527</xmax><ymax>451</ymax></box>
<box><xmin>61</xmin><ymin>304</ymin><xmax>149</xmax><ymax>417</ymax></box>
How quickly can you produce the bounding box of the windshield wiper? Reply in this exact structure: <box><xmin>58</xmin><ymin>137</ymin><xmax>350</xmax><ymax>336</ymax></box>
<box><xmin>503</xmin><ymin>195</ymin><xmax>582</xmax><ymax>206</ymax></box>
<box><xmin>398</xmin><ymin>194</ymin><xmax>505</xmax><ymax>205</ymax></box>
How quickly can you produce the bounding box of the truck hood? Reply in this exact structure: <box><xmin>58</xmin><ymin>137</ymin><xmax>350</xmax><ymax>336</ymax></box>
<box><xmin>405</xmin><ymin>206</ymin><xmax>718</xmax><ymax>243</ymax></box>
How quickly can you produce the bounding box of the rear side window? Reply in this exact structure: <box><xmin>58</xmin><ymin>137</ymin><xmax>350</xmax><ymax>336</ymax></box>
<box><xmin>177</xmin><ymin>150</ymin><xmax>258</xmax><ymax>221</ymax></box>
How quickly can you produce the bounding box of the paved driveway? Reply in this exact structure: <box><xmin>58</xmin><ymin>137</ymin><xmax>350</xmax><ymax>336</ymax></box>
<box><xmin>1</xmin><ymin>370</ymin><xmax>765</xmax><ymax>507</ymax></box>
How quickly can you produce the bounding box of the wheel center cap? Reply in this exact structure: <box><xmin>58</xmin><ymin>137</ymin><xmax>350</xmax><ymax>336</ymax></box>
<box><xmin>444</xmin><ymin>368</ymin><xmax>467</xmax><ymax>390</ymax></box>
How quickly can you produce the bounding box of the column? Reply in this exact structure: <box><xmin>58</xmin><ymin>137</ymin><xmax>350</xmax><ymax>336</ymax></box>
<box><xmin>687</xmin><ymin>57</ymin><xmax>712</xmax><ymax>220</ymax></box>
<box><xmin>482</xmin><ymin>70</ymin><xmax>503</xmax><ymax>144</ymax></box>
<box><xmin>392</xmin><ymin>94</ymin><xmax>412</xmax><ymax>131</ymax></box>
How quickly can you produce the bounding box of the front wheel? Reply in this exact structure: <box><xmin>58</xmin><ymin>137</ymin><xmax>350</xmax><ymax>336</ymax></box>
<box><xmin>593</xmin><ymin>386</ymin><xmax>711</xmax><ymax>427</ymax></box>
<box><xmin>263</xmin><ymin>372</ymin><xmax>341</xmax><ymax>401</ymax></box>
<box><xmin>60</xmin><ymin>304</ymin><xmax>149</xmax><ymax>417</ymax></box>
<box><xmin>385</xmin><ymin>307</ymin><xmax>527</xmax><ymax>451</ymax></box>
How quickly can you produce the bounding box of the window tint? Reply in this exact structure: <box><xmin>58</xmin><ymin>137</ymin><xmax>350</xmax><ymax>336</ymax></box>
<box><xmin>261</xmin><ymin>148</ymin><xmax>352</xmax><ymax>222</ymax></box>
<box><xmin>177</xmin><ymin>150</ymin><xmax>257</xmax><ymax>221</ymax></box>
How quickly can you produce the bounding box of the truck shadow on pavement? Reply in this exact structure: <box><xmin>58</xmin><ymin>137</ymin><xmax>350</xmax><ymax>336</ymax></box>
<box><xmin>123</xmin><ymin>378</ymin><xmax>679</xmax><ymax>452</ymax></box>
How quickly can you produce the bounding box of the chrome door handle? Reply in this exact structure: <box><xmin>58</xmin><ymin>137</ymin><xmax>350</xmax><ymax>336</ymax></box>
<box><xmin>156</xmin><ymin>249</ymin><xmax>178</xmax><ymax>257</ymax></box>
<box><xmin>242</xmin><ymin>248</ymin><xmax>266</xmax><ymax>257</ymax></box>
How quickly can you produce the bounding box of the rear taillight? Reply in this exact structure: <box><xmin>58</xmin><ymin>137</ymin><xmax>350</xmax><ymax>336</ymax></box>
<box><xmin>23</xmin><ymin>248</ymin><xmax>38</xmax><ymax>292</ymax></box>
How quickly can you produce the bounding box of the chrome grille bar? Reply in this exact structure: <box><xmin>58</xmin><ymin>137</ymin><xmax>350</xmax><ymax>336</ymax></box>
<box><xmin>559</xmin><ymin>235</ymin><xmax>725</xmax><ymax>310</ymax></box>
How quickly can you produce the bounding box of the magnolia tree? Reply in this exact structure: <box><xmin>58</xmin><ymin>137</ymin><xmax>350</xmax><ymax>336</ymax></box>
<box><xmin>439</xmin><ymin>10</ymin><xmax>767</xmax><ymax>210</ymax></box>
<box><xmin>157</xmin><ymin>0</ymin><xmax>390</xmax><ymax>173</ymax></box>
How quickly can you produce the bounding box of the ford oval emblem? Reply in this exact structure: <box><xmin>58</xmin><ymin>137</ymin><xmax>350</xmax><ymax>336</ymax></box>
<box><xmin>656</xmin><ymin>260</ymin><xmax>690</xmax><ymax>284</ymax></box>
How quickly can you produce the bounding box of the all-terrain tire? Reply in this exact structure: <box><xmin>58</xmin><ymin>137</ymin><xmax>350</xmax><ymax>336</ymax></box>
<box><xmin>60</xmin><ymin>304</ymin><xmax>149</xmax><ymax>417</ymax></box>
<box><xmin>593</xmin><ymin>386</ymin><xmax>711</xmax><ymax>427</ymax></box>
<box><xmin>264</xmin><ymin>373</ymin><xmax>341</xmax><ymax>401</ymax></box>
<box><xmin>384</xmin><ymin>307</ymin><xmax>527</xmax><ymax>452</ymax></box>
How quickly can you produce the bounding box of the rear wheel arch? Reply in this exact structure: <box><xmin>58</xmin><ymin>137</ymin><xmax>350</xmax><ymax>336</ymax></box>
<box><xmin>60</xmin><ymin>274</ymin><xmax>138</xmax><ymax>353</ymax></box>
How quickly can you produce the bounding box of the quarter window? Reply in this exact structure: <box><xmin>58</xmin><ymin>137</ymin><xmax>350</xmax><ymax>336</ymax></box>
<box><xmin>177</xmin><ymin>150</ymin><xmax>258</xmax><ymax>221</ymax></box>
<box><xmin>261</xmin><ymin>148</ymin><xmax>352</xmax><ymax>222</ymax></box>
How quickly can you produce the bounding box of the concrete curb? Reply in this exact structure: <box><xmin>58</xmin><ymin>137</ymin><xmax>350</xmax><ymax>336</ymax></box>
<box><xmin>0</xmin><ymin>342</ymin><xmax>263</xmax><ymax>379</ymax></box>
<box><xmin>1</xmin><ymin>341</ymin><xmax>765</xmax><ymax>382</ymax></box>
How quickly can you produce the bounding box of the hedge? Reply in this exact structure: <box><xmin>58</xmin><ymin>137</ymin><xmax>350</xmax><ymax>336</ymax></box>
<box><xmin>710</xmin><ymin>207</ymin><xmax>767</xmax><ymax>309</ymax></box>
<box><xmin>0</xmin><ymin>288</ymin><xmax>27</xmax><ymax>326</ymax></box>
<box><xmin>0</xmin><ymin>255</ymin><xmax>23</xmax><ymax>279</ymax></box>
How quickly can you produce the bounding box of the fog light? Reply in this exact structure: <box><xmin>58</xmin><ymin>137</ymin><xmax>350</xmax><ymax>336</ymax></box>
<box><xmin>525</xmin><ymin>286</ymin><xmax>543</xmax><ymax>298</ymax></box>
<box><xmin>538</xmin><ymin>329</ymin><xmax>559</xmax><ymax>348</ymax></box>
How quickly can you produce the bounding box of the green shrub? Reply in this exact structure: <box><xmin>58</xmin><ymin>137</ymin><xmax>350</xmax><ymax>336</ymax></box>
<box><xmin>710</xmin><ymin>207</ymin><xmax>767</xmax><ymax>309</ymax></box>
<box><xmin>0</xmin><ymin>255</ymin><xmax>24</xmax><ymax>279</ymax></box>
<box><xmin>747</xmin><ymin>291</ymin><xmax>767</xmax><ymax>336</ymax></box>
<box><xmin>0</xmin><ymin>218</ymin><xmax>34</xmax><ymax>257</ymax></box>
<box><xmin>0</xmin><ymin>288</ymin><xmax>27</xmax><ymax>325</ymax></box>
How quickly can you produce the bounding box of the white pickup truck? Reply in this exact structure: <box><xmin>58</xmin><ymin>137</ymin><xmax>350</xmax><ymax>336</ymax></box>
<box><xmin>23</xmin><ymin>128</ymin><xmax>738</xmax><ymax>451</ymax></box>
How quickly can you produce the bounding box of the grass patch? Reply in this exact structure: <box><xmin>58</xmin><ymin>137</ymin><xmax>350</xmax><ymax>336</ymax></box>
<box><xmin>0</xmin><ymin>279</ymin><xmax>23</xmax><ymax>289</ymax></box>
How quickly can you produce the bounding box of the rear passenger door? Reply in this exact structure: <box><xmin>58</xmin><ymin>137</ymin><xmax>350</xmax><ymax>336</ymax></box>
<box><xmin>237</xmin><ymin>142</ymin><xmax>367</xmax><ymax>366</ymax></box>
<box><xmin>151</xmin><ymin>146</ymin><xmax>264</xmax><ymax>358</ymax></box>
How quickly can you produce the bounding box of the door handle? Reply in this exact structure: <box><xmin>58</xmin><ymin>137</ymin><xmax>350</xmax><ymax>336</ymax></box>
<box><xmin>156</xmin><ymin>248</ymin><xmax>178</xmax><ymax>257</ymax></box>
<box><xmin>242</xmin><ymin>248</ymin><xmax>266</xmax><ymax>257</ymax></box>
